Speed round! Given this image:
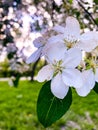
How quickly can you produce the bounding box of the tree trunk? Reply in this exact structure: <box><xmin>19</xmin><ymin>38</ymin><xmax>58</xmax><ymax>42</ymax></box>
<box><xmin>30</xmin><ymin>58</ymin><xmax>40</xmax><ymax>81</ymax></box>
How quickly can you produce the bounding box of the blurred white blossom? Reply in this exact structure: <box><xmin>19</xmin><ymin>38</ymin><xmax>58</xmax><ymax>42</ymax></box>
<box><xmin>6</xmin><ymin>43</ymin><xmax>17</xmax><ymax>53</ymax></box>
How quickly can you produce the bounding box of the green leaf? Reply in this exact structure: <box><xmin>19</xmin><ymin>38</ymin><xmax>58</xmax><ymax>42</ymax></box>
<box><xmin>93</xmin><ymin>82</ymin><xmax>98</xmax><ymax>94</ymax></box>
<box><xmin>37</xmin><ymin>81</ymin><xmax>72</xmax><ymax>128</ymax></box>
<box><xmin>68</xmin><ymin>0</ymin><xmax>73</xmax><ymax>4</ymax></box>
<box><xmin>95</xmin><ymin>18</ymin><xmax>98</xmax><ymax>24</ymax></box>
<box><xmin>94</xmin><ymin>0</ymin><xmax>98</xmax><ymax>4</ymax></box>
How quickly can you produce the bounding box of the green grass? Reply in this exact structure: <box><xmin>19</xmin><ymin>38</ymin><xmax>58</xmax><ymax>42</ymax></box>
<box><xmin>0</xmin><ymin>81</ymin><xmax>98</xmax><ymax>130</ymax></box>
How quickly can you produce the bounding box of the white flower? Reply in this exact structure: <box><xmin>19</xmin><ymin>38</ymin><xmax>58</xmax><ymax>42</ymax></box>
<box><xmin>49</xmin><ymin>16</ymin><xmax>98</xmax><ymax>52</ymax></box>
<box><xmin>7</xmin><ymin>43</ymin><xmax>17</xmax><ymax>53</ymax></box>
<box><xmin>76</xmin><ymin>47</ymin><xmax>98</xmax><ymax>97</ymax></box>
<box><xmin>36</xmin><ymin>48</ymin><xmax>83</xmax><ymax>99</ymax></box>
<box><xmin>54</xmin><ymin>0</ymin><xmax>62</xmax><ymax>6</ymax></box>
<box><xmin>26</xmin><ymin>37</ymin><xmax>46</xmax><ymax>64</ymax></box>
<box><xmin>76</xmin><ymin>68</ymin><xmax>98</xmax><ymax>97</ymax></box>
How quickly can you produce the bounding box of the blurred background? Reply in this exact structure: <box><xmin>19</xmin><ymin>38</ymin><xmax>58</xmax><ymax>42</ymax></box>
<box><xmin>0</xmin><ymin>0</ymin><xmax>98</xmax><ymax>129</ymax></box>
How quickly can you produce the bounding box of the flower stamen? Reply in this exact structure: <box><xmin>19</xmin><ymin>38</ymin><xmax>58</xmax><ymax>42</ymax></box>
<box><xmin>64</xmin><ymin>35</ymin><xmax>80</xmax><ymax>49</ymax></box>
<box><xmin>52</xmin><ymin>60</ymin><xmax>65</xmax><ymax>76</ymax></box>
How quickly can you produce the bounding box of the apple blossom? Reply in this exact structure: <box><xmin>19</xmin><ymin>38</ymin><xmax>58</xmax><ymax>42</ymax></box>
<box><xmin>6</xmin><ymin>43</ymin><xmax>17</xmax><ymax>53</ymax></box>
<box><xmin>48</xmin><ymin>16</ymin><xmax>98</xmax><ymax>52</ymax></box>
<box><xmin>76</xmin><ymin>66</ymin><xmax>98</xmax><ymax>97</ymax></box>
<box><xmin>76</xmin><ymin>69</ymin><xmax>95</xmax><ymax>96</ymax></box>
<box><xmin>36</xmin><ymin>48</ymin><xmax>83</xmax><ymax>99</ymax></box>
<box><xmin>26</xmin><ymin>36</ymin><xmax>46</xmax><ymax>64</ymax></box>
<box><xmin>26</xmin><ymin>16</ymin><xmax>98</xmax><ymax>99</ymax></box>
<box><xmin>25</xmin><ymin>16</ymin><xmax>98</xmax><ymax>127</ymax></box>
<box><xmin>76</xmin><ymin>52</ymin><xmax>98</xmax><ymax>96</ymax></box>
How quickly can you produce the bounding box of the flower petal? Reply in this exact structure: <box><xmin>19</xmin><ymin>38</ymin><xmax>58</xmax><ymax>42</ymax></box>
<box><xmin>51</xmin><ymin>73</ymin><xmax>69</xmax><ymax>99</ymax></box>
<box><xmin>62</xmin><ymin>48</ymin><xmax>82</xmax><ymax>68</ymax></box>
<box><xmin>76</xmin><ymin>85</ymin><xmax>91</xmax><ymax>97</ymax></box>
<box><xmin>42</xmin><ymin>34</ymin><xmax>65</xmax><ymax>57</ymax></box>
<box><xmin>45</xmin><ymin>42</ymin><xmax>66</xmax><ymax>63</ymax></box>
<box><xmin>84</xmin><ymin>69</ymin><xmax>95</xmax><ymax>89</ymax></box>
<box><xmin>33</xmin><ymin>37</ymin><xmax>44</xmax><ymax>48</ymax></box>
<box><xmin>53</xmin><ymin>25</ymin><xmax>65</xmax><ymax>33</ymax></box>
<box><xmin>95</xmin><ymin>68</ymin><xmax>98</xmax><ymax>82</ymax></box>
<box><xmin>76</xmin><ymin>69</ymin><xmax>95</xmax><ymax>96</ymax></box>
<box><xmin>48</xmin><ymin>35</ymin><xmax>64</xmax><ymax>44</ymax></box>
<box><xmin>78</xmin><ymin>31</ymin><xmax>98</xmax><ymax>52</ymax></box>
<box><xmin>64</xmin><ymin>16</ymin><xmax>80</xmax><ymax>37</ymax></box>
<box><xmin>62</xmin><ymin>68</ymin><xmax>83</xmax><ymax>88</ymax></box>
<box><xmin>26</xmin><ymin>48</ymin><xmax>42</xmax><ymax>64</ymax></box>
<box><xmin>36</xmin><ymin>64</ymin><xmax>54</xmax><ymax>82</ymax></box>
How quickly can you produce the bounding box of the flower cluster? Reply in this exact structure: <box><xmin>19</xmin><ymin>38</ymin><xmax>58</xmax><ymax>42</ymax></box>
<box><xmin>27</xmin><ymin>16</ymin><xmax>98</xmax><ymax>99</ymax></box>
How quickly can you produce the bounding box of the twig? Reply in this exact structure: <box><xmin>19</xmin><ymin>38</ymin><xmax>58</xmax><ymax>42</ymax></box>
<box><xmin>76</xmin><ymin>0</ymin><xmax>98</xmax><ymax>28</ymax></box>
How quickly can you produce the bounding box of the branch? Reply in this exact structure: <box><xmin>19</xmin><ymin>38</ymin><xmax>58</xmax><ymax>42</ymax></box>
<box><xmin>76</xmin><ymin>0</ymin><xmax>98</xmax><ymax>28</ymax></box>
